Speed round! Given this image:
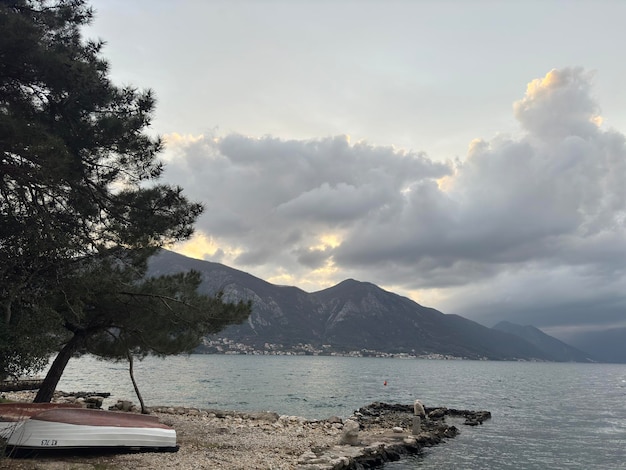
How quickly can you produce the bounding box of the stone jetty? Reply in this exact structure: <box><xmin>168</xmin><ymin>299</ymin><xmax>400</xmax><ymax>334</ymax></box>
<box><xmin>294</xmin><ymin>402</ymin><xmax>491</xmax><ymax>469</ymax></box>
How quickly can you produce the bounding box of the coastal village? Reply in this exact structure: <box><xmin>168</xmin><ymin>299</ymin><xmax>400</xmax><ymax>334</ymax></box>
<box><xmin>200</xmin><ymin>338</ymin><xmax>469</xmax><ymax>360</ymax></box>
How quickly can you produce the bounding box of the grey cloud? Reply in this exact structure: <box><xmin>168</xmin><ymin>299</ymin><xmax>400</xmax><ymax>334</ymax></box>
<box><xmin>164</xmin><ymin>68</ymin><xmax>626</xmax><ymax>333</ymax></box>
<box><xmin>333</xmin><ymin>179</ymin><xmax>457</xmax><ymax>266</ymax></box>
<box><xmin>294</xmin><ymin>247</ymin><xmax>330</xmax><ymax>270</ymax></box>
<box><xmin>234</xmin><ymin>248</ymin><xmax>273</xmax><ymax>267</ymax></box>
<box><xmin>275</xmin><ymin>182</ymin><xmax>387</xmax><ymax>223</ymax></box>
<box><xmin>164</xmin><ymin>133</ymin><xmax>450</xmax><ymax>256</ymax></box>
<box><xmin>445</xmin><ymin>269</ymin><xmax>626</xmax><ymax>331</ymax></box>
<box><xmin>207</xmin><ymin>248</ymin><xmax>225</xmax><ymax>263</ymax></box>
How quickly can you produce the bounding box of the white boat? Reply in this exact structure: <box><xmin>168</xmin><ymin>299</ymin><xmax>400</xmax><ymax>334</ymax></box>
<box><xmin>0</xmin><ymin>403</ymin><xmax>83</xmax><ymax>439</ymax></box>
<box><xmin>1</xmin><ymin>404</ymin><xmax>177</xmax><ymax>452</ymax></box>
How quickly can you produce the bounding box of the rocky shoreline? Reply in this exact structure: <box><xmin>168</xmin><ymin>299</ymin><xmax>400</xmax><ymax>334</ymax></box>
<box><xmin>1</xmin><ymin>391</ymin><xmax>491</xmax><ymax>469</ymax></box>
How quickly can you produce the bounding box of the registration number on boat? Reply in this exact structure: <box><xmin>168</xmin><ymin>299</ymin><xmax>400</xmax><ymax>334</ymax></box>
<box><xmin>41</xmin><ymin>439</ymin><xmax>58</xmax><ymax>446</ymax></box>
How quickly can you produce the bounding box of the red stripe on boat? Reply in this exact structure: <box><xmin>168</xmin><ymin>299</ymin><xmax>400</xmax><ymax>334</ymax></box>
<box><xmin>31</xmin><ymin>408</ymin><xmax>173</xmax><ymax>429</ymax></box>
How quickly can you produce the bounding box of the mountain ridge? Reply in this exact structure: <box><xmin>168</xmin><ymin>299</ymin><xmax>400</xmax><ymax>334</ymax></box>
<box><xmin>148</xmin><ymin>250</ymin><xmax>594</xmax><ymax>362</ymax></box>
<box><xmin>492</xmin><ymin>321</ymin><xmax>596</xmax><ymax>362</ymax></box>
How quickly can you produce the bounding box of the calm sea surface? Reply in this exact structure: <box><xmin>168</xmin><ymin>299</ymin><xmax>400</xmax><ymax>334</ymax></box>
<box><xmin>56</xmin><ymin>355</ymin><xmax>626</xmax><ymax>469</ymax></box>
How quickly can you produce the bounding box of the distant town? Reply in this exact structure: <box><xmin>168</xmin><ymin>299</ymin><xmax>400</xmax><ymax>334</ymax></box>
<box><xmin>198</xmin><ymin>337</ymin><xmax>476</xmax><ymax>360</ymax></box>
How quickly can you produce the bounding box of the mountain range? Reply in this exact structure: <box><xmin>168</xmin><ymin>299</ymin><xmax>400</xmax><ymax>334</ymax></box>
<box><xmin>491</xmin><ymin>321</ymin><xmax>592</xmax><ymax>362</ymax></box>
<box><xmin>148</xmin><ymin>250</ymin><xmax>597</xmax><ymax>363</ymax></box>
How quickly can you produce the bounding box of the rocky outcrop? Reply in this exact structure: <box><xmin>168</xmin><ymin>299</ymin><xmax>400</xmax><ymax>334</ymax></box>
<box><xmin>296</xmin><ymin>402</ymin><xmax>491</xmax><ymax>469</ymax></box>
<box><xmin>1</xmin><ymin>392</ymin><xmax>490</xmax><ymax>470</ymax></box>
<box><xmin>147</xmin><ymin>400</ymin><xmax>491</xmax><ymax>469</ymax></box>
<box><xmin>0</xmin><ymin>379</ymin><xmax>44</xmax><ymax>392</ymax></box>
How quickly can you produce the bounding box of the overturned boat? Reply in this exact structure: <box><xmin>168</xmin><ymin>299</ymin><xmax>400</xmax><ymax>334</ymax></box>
<box><xmin>0</xmin><ymin>403</ymin><xmax>83</xmax><ymax>439</ymax></box>
<box><xmin>1</xmin><ymin>403</ymin><xmax>177</xmax><ymax>452</ymax></box>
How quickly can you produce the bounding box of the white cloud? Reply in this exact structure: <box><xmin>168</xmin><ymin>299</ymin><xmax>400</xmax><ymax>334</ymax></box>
<box><xmin>514</xmin><ymin>68</ymin><xmax>602</xmax><ymax>141</ymax></box>
<box><xmin>165</xmin><ymin>134</ymin><xmax>450</xmax><ymax>268</ymax></box>
<box><xmin>165</xmin><ymin>68</ymin><xmax>626</xmax><ymax>332</ymax></box>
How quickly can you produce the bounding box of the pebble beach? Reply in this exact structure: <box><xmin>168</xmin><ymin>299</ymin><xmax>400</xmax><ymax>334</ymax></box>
<box><xmin>1</xmin><ymin>391</ymin><xmax>490</xmax><ymax>469</ymax></box>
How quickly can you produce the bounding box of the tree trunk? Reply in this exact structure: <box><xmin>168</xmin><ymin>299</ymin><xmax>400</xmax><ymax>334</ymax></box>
<box><xmin>34</xmin><ymin>333</ymin><xmax>85</xmax><ymax>403</ymax></box>
<box><xmin>127</xmin><ymin>351</ymin><xmax>148</xmax><ymax>414</ymax></box>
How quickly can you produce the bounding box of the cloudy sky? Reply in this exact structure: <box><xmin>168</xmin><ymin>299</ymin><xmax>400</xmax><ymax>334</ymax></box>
<box><xmin>86</xmin><ymin>0</ymin><xmax>626</xmax><ymax>341</ymax></box>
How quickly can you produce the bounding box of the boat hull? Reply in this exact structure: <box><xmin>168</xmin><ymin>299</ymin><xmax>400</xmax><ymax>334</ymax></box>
<box><xmin>2</xmin><ymin>407</ymin><xmax>177</xmax><ymax>452</ymax></box>
<box><xmin>1</xmin><ymin>403</ymin><xmax>83</xmax><ymax>440</ymax></box>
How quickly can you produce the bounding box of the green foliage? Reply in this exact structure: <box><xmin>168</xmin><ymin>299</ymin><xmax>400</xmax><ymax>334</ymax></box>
<box><xmin>0</xmin><ymin>1</ymin><xmax>249</xmax><ymax>382</ymax></box>
<box><xmin>59</xmin><ymin>248</ymin><xmax>251</xmax><ymax>360</ymax></box>
<box><xmin>0</xmin><ymin>303</ymin><xmax>58</xmax><ymax>378</ymax></box>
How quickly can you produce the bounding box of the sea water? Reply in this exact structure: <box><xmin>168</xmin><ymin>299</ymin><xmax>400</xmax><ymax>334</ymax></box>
<box><xmin>56</xmin><ymin>355</ymin><xmax>626</xmax><ymax>469</ymax></box>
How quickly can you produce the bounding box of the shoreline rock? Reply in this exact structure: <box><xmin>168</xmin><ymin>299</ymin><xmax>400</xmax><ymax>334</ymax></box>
<box><xmin>0</xmin><ymin>380</ymin><xmax>44</xmax><ymax>393</ymax></box>
<box><xmin>1</xmin><ymin>392</ymin><xmax>490</xmax><ymax>470</ymax></box>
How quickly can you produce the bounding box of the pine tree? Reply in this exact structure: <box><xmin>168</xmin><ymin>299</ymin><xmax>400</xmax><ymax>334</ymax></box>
<box><xmin>34</xmin><ymin>248</ymin><xmax>250</xmax><ymax>403</ymax></box>
<box><xmin>0</xmin><ymin>0</ymin><xmax>251</xmax><ymax>398</ymax></box>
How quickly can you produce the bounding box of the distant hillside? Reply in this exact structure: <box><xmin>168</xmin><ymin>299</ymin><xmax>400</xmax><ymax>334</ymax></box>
<box><xmin>148</xmin><ymin>250</ymin><xmax>588</xmax><ymax>362</ymax></box>
<box><xmin>565</xmin><ymin>328</ymin><xmax>626</xmax><ymax>363</ymax></box>
<box><xmin>492</xmin><ymin>321</ymin><xmax>595</xmax><ymax>362</ymax></box>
